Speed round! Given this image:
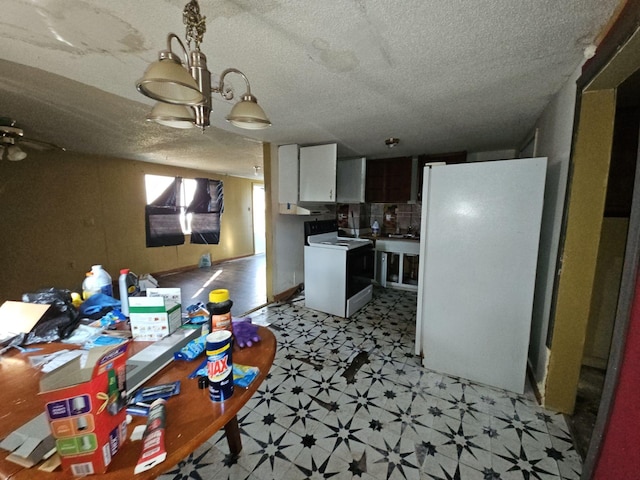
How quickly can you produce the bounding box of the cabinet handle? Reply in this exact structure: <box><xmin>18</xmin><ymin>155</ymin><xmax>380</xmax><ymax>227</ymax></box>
<box><xmin>329</xmin><ymin>189</ymin><xmax>333</xmax><ymax>200</ymax></box>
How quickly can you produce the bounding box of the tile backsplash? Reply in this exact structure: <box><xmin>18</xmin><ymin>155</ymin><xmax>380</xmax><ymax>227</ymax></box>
<box><xmin>338</xmin><ymin>203</ymin><xmax>421</xmax><ymax>236</ymax></box>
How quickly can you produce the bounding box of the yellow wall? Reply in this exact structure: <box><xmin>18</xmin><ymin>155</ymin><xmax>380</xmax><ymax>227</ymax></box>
<box><xmin>0</xmin><ymin>149</ymin><xmax>258</xmax><ymax>303</ymax></box>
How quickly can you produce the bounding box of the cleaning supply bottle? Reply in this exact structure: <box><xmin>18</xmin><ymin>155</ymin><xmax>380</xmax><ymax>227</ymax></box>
<box><xmin>90</xmin><ymin>265</ymin><xmax>113</xmax><ymax>297</ymax></box>
<box><xmin>82</xmin><ymin>272</ymin><xmax>98</xmax><ymax>300</ymax></box>
<box><xmin>207</xmin><ymin>289</ymin><xmax>233</xmax><ymax>333</ymax></box>
<box><xmin>372</xmin><ymin>220</ymin><xmax>380</xmax><ymax>236</ymax></box>
<box><xmin>71</xmin><ymin>292</ymin><xmax>83</xmax><ymax>309</ymax></box>
<box><xmin>118</xmin><ymin>268</ymin><xmax>139</xmax><ymax>316</ymax></box>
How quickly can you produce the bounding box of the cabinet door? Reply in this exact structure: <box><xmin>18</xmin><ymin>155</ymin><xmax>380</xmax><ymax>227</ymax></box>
<box><xmin>299</xmin><ymin>144</ymin><xmax>337</xmax><ymax>202</ymax></box>
<box><xmin>365</xmin><ymin>157</ymin><xmax>412</xmax><ymax>202</ymax></box>
<box><xmin>365</xmin><ymin>160</ymin><xmax>386</xmax><ymax>202</ymax></box>
<box><xmin>337</xmin><ymin>157</ymin><xmax>366</xmax><ymax>203</ymax></box>
<box><xmin>278</xmin><ymin>144</ymin><xmax>300</xmax><ymax>204</ymax></box>
<box><xmin>417</xmin><ymin>151</ymin><xmax>466</xmax><ymax>200</ymax></box>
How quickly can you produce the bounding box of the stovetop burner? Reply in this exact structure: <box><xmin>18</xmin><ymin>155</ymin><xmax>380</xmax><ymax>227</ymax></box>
<box><xmin>307</xmin><ymin>232</ymin><xmax>372</xmax><ymax>250</ymax></box>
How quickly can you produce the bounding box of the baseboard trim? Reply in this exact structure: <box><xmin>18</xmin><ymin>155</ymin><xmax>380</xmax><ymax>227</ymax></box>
<box><xmin>152</xmin><ymin>254</ymin><xmax>256</xmax><ymax>278</ymax></box>
<box><xmin>526</xmin><ymin>361</ymin><xmax>543</xmax><ymax>405</ymax></box>
<box><xmin>273</xmin><ymin>284</ymin><xmax>303</xmax><ymax>303</ymax></box>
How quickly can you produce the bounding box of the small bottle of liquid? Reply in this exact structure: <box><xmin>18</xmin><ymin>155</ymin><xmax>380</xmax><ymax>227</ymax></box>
<box><xmin>372</xmin><ymin>220</ymin><xmax>380</xmax><ymax>236</ymax></box>
<box><xmin>207</xmin><ymin>289</ymin><xmax>233</xmax><ymax>333</ymax></box>
<box><xmin>118</xmin><ymin>268</ymin><xmax>139</xmax><ymax>317</ymax></box>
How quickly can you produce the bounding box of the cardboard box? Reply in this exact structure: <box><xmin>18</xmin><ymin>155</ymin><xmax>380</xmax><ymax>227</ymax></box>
<box><xmin>137</xmin><ymin>274</ymin><xmax>158</xmax><ymax>293</ymax></box>
<box><xmin>146</xmin><ymin>287</ymin><xmax>182</xmax><ymax>306</ymax></box>
<box><xmin>0</xmin><ymin>300</ymin><xmax>51</xmax><ymax>344</ymax></box>
<box><xmin>40</xmin><ymin>343</ymin><xmax>129</xmax><ymax>476</ymax></box>
<box><xmin>128</xmin><ymin>296</ymin><xmax>181</xmax><ymax>341</ymax></box>
<box><xmin>0</xmin><ymin>413</ymin><xmax>55</xmax><ymax>468</ymax></box>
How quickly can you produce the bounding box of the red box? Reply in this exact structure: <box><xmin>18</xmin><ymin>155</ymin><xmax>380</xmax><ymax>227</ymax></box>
<box><xmin>40</xmin><ymin>343</ymin><xmax>129</xmax><ymax>476</ymax></box>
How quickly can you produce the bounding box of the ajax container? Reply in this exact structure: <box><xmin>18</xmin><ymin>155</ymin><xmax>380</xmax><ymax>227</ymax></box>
<box><xmin>207</xmin><ymin>289</ymin><xmax>233</xmax><ymax>333</ymax></box>
<box><xmin>206</xmin><ymin>330</ymin><xmax>234</xmax><ymax>402</ymax></box>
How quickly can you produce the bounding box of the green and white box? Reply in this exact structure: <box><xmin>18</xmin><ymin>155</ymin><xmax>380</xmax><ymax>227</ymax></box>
<box><xmin>129</xmin><ymin>296</ymin><xmax>181</xmax><ymax>341</ymax></box>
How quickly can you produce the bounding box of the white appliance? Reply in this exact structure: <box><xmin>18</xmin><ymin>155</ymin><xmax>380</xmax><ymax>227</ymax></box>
<box><xmin>416</xmin><ymin>158</ymin><xmax>547</xmax><ymax>394</ymax></box>
<box><xmin>304</xmin><ymin>220</ymin><xmax>374</xmax><ymax>317</ymax></box>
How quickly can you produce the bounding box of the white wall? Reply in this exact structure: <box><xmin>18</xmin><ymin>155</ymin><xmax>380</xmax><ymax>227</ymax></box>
<box><xmin>526</xmin><ymin>64</ymin><xmax>582</xmax><ymax>395</ymax></box>
<box><xmin>269</xmin><ymin>144</ymin><xmax>333</xmax><ymax>296</ymax></box>
<box><xmin>467</xmin><ymin>149</ymin><xmax>518</xmax><ymax>162</ymax></box>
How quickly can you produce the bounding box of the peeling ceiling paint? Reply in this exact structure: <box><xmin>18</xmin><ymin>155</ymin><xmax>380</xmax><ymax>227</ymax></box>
<box><xmin>0</xmin><ymin>0</ymin><xmax>623</xmax><ymax>179</ymax></box>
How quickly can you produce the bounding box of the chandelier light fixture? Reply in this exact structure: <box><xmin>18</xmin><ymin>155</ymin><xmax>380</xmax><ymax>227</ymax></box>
<box><xmin>0</xmin><ymin>142</ymin><xmax>27</xmax><ymax>161</ymax></box>
<box><xmin>136</xmin><ymin>0</ymin><xmax>271</xmax><ymax>131</ymax></box>
<box><xmin>0</xmin><ymin>123</ymin><xmax>28</xmax><ymax>161</ymax></box>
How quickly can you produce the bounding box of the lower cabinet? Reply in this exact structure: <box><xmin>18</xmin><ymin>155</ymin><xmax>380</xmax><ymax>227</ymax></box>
<box><xmin>374</xmin><ymin>239</ymin><xmax>420</xmax><ymax>290</ymax></box>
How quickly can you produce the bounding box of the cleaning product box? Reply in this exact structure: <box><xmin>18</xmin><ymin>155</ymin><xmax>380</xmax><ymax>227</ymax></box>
<box><xmin>146</xmin><ymin>287</ymin><xmax>182</xmax><ymax>307</ymax></box>
<box><xmin>40</xmin><ymin>343</ymin><xmax>129</xmax><ymax>476</ymax></box>
<box><xmin>128</xmin><ymin>296</ymin><xmax>181</xmax><ymax>341</ymax></box>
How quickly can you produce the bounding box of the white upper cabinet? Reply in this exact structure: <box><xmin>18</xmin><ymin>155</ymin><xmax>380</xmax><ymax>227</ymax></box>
<box><xmin>299</xmin><ymin>144</ymin><xmax>337</xmax><ymax>203</ymax></box>
<box><xmin>337</xmin><ymin>157</ymin><xmax>366</xmax><ymax>203</ymax></box>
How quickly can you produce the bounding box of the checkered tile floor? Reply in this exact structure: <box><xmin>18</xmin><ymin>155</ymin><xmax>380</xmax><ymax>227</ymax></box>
<box><xmin>159</xmin><ymin>288</ymin><xmax>581</xmax><ymax>480</ymax></box>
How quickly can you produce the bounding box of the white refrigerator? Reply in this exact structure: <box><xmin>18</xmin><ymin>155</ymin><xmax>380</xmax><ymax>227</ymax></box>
<box><xmin>415</xmin><ymin>158</ymin><xmax>547</xmax><ymax>394</ymax></box>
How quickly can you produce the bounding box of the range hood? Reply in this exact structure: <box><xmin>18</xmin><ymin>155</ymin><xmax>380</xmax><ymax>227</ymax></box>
<box><xmin>279</xmin><ymin>202</ymin><xmax>334</xmax><ymax>216</ymax></box>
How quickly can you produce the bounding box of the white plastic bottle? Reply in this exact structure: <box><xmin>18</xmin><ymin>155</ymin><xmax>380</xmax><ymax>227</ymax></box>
<box><xmin>118</xmin><ymin>268</ymin><xmax>139</xmax><ymax>316</ymax></box>
<box><xmin>371</xmin><ymin>220</ymin><xmax>380</xmax><ymax>236</ymax></box>
<box><xmin>82</xmin><ymin>272</ymin><xmax>99</xmax><ymax>300</ymax></box>
<box><xmin>91</xmin><ymin>265</ymin><xmax>113</xmax><ymax>297</ymax></box>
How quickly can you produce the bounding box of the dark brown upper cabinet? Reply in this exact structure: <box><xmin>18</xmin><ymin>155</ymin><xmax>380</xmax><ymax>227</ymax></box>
<box><xmin>417</xmin><ymin>151</ymin><xmax>467</xmax><ymax>200</ymax></box>
<box><xmin>365</xmin><ymin>157</ymin><xmax>412</xmax><ymax>202</ymax></box>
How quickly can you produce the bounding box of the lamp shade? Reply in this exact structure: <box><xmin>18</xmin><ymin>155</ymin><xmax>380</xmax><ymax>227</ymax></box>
<box><xmin>136</xmin><ymin>57</ymin><xmax>204</xmax><ymax>106</ymax></box>
<box><xmin>147</xmin><ymin>102</ymin><xmax>195</xmax><ymax>129</ymax></box>
<box><xmin>226</xmin><ymin>93</ymin><xmax>271</xmax><ymax>130</ymax></box>
<box><xmin>7</xmin><ymin>145</ymin><xmax>27</xmax><ymax>161</ymax></box>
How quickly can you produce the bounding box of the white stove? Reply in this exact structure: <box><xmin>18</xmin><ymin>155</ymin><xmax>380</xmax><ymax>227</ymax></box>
<box><xmin>307</xmin><ymin>232</ymin><xmax>373</xmax><ymax>250</ymax></box>
<box><xmin>303</xmin><ymin>220</ymin><xmax>374</xmax><ymax>318</ymax></box>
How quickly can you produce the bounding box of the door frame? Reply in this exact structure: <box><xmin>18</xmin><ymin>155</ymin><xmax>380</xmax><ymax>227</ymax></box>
<box><xmin>542</xmin><ymin>4</ymin><xmax>640</xmax><ymax>477</ymax></box>
<box><xmin>545</xmin><ymin>0</ymin><xmax>640</xmax><ymax>414</ymax></box>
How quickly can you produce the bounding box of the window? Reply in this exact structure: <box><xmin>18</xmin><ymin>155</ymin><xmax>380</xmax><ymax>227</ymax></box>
<box><xmin>144</xmin><ymin>174</ymin><xmax>223</xmax><ymax>247</ymax></box>
<box><xmin>145</xmin><ymin>175</ymin><xmax>197</xmax><ymax>233</ymax></box>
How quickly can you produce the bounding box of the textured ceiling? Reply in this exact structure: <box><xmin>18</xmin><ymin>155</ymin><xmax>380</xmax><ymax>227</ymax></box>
<box><xmin>0</xmin><ymin>0</ymin><xmax>622</xmax><ymax>179</ymax></box>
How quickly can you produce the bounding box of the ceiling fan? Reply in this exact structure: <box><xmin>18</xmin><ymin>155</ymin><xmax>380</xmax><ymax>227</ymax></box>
<box><xmin>0</xmin><ymin>117</ymin><xmax>65</xmax><ymax>161</ymax></box>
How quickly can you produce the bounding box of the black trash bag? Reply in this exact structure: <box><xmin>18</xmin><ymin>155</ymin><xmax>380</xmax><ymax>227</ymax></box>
<box><xmin>21</xmin><ymin>288</ymin><xmax>80</xmax><ymax>344</ymax></box>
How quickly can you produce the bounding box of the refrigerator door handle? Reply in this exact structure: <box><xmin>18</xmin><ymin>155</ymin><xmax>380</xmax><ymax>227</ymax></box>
<box><xmin>415</xmin><ymin>165</ymin><xmax>431</xmax><ymax>357</ymax></box>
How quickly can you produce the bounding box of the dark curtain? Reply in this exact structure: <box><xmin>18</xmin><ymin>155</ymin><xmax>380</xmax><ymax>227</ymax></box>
<box><xmin>145</xmin><ymin>177</ymin><xmax>185</xmax><ymax>247</ymax></box>
<box><xmin>187</xmin><ymin>178</ymin><xmax>224</xmax><ymax>244</ymax></box>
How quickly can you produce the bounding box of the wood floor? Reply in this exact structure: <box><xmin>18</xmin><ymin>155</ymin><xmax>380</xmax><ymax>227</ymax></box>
<box><xmin>565</xmin><ymin>365</ymin><xmax>606</xmax><ymax>460</ymax></box>
<box><xmin>154</xmin><ymin>254</ymin><xmax>267</xmax><ymax>317</ymax></box>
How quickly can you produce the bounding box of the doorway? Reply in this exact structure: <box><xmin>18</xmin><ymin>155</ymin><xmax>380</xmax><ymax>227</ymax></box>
<box><xmin>567</xmin><ymin>97</ymin><xmax>639</xmax><ymax>459</ymax></box>
<box><xmin>252</xmin><ymin>183</ymin><xmax>266</xmax><ymax>254</ymax></box>
<box><xmin>552</xmin><ymin>13</ymin><xmax>640</xmax><ymax>476</ymax></box>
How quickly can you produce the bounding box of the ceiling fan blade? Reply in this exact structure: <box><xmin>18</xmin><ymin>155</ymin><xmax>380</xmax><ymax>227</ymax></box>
<box><xmin>20</xmin><ymin>136</ymin><xmax>66</xmax><ymax>152</ymax></box>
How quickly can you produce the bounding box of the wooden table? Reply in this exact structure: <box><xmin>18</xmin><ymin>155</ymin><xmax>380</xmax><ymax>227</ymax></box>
<box><xmin>0</xmin><ymin>326</ymin><xmax>276</xmax><ymax>479</ymax></box>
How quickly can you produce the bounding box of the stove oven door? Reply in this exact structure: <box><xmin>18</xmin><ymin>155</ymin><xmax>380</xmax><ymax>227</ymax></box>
<box><xmin>346</xmin><ymin>245</ymin><xmax>375</xmax><ymax>298</ymax></box>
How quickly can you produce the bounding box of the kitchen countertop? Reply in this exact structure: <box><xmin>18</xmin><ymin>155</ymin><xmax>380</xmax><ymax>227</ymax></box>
<box><xmin>338</xmin><ymin>230</ymin><xmax>420</xmax><ymax>244</ymax></box>
<box><xmin>360</xmin><ymin>234</ymin><xmax>420</xmax><ymax>244</ymax></box>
